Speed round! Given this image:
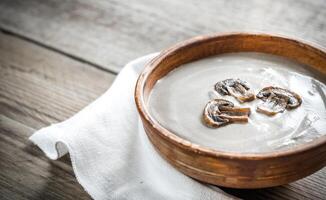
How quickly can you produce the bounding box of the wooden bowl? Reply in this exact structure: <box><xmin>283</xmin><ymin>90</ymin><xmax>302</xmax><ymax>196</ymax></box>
<box><xmin>135</xmin><ymin>33</ymin><xmax>326</xmax><ymax>189</ymax></box>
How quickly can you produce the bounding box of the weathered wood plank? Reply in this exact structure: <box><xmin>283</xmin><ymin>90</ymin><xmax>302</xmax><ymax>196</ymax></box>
<box><xmin>0</xmin><ymin>0</ymin><xmax>325</xmax><ymax>73</ymax></box>
<box><xmin>0</xmin><ymin>114</ymin><xmax>91</xmax><ymax>200</ymax></box>
<box><xmin>0</xmin><ymin>0</ymin><xmax>326</xmax><ymax>199</ymax></box>
<box><xmin>222</xmin><ymin>167</ymin><xmax>326</xmax><ymax>200</ymax></box>
<box><xmin>0</xmin><ymin>32</ymin><xmax>116</xmax><ymax>199</ymax></box>
<box><xmin>0</xmin><ymin>31</ymin><xmax>115</xmax><ymax>128</ymax></box>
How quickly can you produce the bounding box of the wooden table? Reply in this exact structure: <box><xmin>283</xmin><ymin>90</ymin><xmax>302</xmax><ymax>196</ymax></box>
<box><xmin>0</xmin><ymin>0</ymin><xmax>325</xmax><ymax>199</ymax></box>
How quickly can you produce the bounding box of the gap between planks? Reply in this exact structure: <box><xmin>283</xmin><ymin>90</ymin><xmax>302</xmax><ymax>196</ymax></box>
<box><xmin>0</xmin><ymin>28</ymin><xmax>118</xmax><ymax>75</ymax></box>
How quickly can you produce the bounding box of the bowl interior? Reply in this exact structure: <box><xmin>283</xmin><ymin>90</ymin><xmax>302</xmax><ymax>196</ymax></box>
<box><xmin>136</xmin><ymin>33</ymin><xmax>326</xmax><ymax>158</ymax></box>
<box><xmin>147</xmin><ymin>52</ymin><xmax>326</xmax><ymax>153</ymax></box>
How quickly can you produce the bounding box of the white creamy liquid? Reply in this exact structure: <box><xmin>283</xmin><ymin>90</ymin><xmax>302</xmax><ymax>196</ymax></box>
<box><xmin>148</xmin><ymin>53</ymin><xmax>326</xmax><ymax>153</ymax></box>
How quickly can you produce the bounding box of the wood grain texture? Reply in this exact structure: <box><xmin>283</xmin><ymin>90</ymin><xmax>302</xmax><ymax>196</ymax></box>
<box><xmin>0</xmin><ymin>31</ymin><xmax>115</xmax><ymax>128</ymax></box>
<box><xmin>0</xmin><ymin>32</ymin><xmax>115</xmax><ymax>199</ymax></box>
<box><xmin>0</xmin><ymin>0</ymin><xmax>325</xmax><ymax>73</ymax></box>
<box><xmin>135</xmin><ymin>33</ymin><xmax>326</xmax><ymax>190</ymax></box>
<box><xmin>0</xmin><ymin>0</ymin><xmax>325</xmax><ymax>199</ymax></box>
<box><xmin>0</xmin><ymin>115</ymin><xmax>90</xmax><ymax>200</ymax></box>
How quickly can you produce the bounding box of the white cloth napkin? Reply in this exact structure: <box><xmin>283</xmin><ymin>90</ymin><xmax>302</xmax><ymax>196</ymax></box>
<box><xmin>30</xmin><ymin>53</ymin><xmax>237</xmax><ymax>200</ymax></box>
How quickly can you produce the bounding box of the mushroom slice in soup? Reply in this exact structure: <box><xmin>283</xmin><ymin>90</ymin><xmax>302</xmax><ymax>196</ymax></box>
<box><xmin>256</xmin><ymin>86</ymin><xmax>302</xmax><ymax>116</ymax></box>
<box><xmin>203</xmin><ymin>99</ymin><xmax>251</xmax><ymax>128</ymax></box>
<box><xmin>215</xmin><ymin>78</ymin><xmax>255</xmax><ymax>103</ymax></box>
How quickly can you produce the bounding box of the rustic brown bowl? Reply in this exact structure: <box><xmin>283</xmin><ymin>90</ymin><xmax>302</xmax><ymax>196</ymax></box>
<box><xmin>135</xmin><ymin>33</ymin><xmax>326</xmax><ymax>189</ymax></box>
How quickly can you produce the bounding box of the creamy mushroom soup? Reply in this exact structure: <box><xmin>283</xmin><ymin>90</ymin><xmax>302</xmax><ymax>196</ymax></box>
<box><xmin>148</xmin><ymin>53</ymin><xmax>326</xmax><ymax>153</ymax></box>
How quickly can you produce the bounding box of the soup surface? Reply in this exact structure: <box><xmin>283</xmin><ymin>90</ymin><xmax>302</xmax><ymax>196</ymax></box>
<box><xmin>148</xmin><ymin>53</ymin><xmax>326</xmax><ymax>153</ymax></box>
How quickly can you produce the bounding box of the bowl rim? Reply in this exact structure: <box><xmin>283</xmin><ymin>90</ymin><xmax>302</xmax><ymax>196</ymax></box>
<box><xmin>135</xmin><ymin>32</ymin><xmax>326</xmax><ymax>160</ymax></box>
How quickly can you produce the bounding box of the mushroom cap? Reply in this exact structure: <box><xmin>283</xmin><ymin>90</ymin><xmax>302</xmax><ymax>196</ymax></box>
<box><xmin>203</xmin><ymin>99</ymin><xmax>250</xmax><ymax>128</ymax></box>
<box><xmin>256</xmin><ymin>86</ymin><xmax>302</xmax><ymax>109</ymax></box>
<box><xmin>203</xmin><ymin>99</ymin><xmax>233</xmax><ymax>127</ymax></box>
<box><xmin>215</xmin><ymin>78</ymin><xmax>255</xmax><ymax>103</ymax></box>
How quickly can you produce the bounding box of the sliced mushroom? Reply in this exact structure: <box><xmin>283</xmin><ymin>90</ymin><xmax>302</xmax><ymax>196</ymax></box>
<box><xmin>215</xmin><ymin>78</ymin><xmax>255</xmax><ymax>103</ymax></box>
<box><xmin>256</xmin><ymin>86</ymin><xmax>302</xmax><ymax>116</ymax></box>
<box><xmin>203</xmin><ymin>99</ymin><xmax>251</xmax><ymax>128</ymax></box>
